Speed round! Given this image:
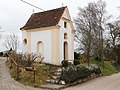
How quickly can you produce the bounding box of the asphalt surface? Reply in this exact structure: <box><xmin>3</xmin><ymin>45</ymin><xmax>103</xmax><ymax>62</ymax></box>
<box><xmin>64</xmin><ymin>72</ymin><xmax>120</xmax><ymax>90</ymax></box>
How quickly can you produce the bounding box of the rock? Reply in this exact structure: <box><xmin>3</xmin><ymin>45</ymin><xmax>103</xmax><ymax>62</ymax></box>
<box><xmin>46</xmin><ymin>80</ymin><xmax>51</xmax><ymax>83</ymax></box>
<box><xmin>54</xmin><ymin>72</ymin><xmax>61</xmax><ymax>76</ymax></box>
<box><xmin>78</xmin><ymin>80</ymin><xmax>82</xmax><ymax>83</ymax></box>
<box><xmin>46</xmin><ymin>79</ymin><xmax>55</xmax><ymax>83</ymax></box>
<box><xmin>52</xmin><ymin>76</ymin><xmax>60</xmax><ymax>79</ymax></box>
<box><xmin>57</xmin><ymin>68</ymin><xmax>62</xmax><ymax>72</ymax></box>
<box><xmin>59</xmin><ymin>80</ymin><xmax>65</xmax><ymax>85</ymax></box>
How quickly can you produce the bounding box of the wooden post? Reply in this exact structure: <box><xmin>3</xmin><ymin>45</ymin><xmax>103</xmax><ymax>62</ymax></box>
<box><xmin>7</xmin><ymin>56</ymin><xmax>8</xmax><ymax>61</ymax></box>
<box><xmin>16</xmin><ymin>66</ymin><xmax>19</xmax><ymax>80</ymax></box>
<box><xmin>33</xmin><ymin>70</ymin><xmax>35</xmax><ymax>83</ymax></box>
<box><xmin>10</xmin><ymin>59</ymin><xmax>12</xmax><ymax>69</ymax></box>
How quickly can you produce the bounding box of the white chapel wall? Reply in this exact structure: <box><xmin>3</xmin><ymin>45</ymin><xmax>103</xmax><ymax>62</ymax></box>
<box><xmin>31</xmin><ymin>30</ymin><xmax>52</xmax><ymax>63</ymax></box>
<box><xmin>58</xmin><ymin>9</ymin><xmax>74</xmax><ymax>63</ymax></box>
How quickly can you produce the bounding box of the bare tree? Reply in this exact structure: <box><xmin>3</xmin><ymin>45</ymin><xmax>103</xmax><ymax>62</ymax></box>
<box><xmin>74</xmin><ymin>0</ymin><xmax>109</xmax><ymax>65</ymax></box>
<box><xmin>93</xmin><ymin>0</ymin><xmax>110</xmax><ymax>61</ymax></box>
<box><xmin>107</xmin><ymin>20</ymin><xmax>120</xmax><ymax>63</ymax></box>
<box><xmin>3</xmin><ymin>34</ymin><xmax>20</xmax><ymax>52</ymax></box>
<box><xmin>74</xmin><ymin>2</ymin><xmax>97</xmax><ymax>65</ymax></box>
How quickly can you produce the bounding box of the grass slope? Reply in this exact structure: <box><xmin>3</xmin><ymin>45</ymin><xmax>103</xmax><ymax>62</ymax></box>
<box><xmin>90</xmin><ymin>60</ymin><xmax>118</xmax><ymax>75</ymax></box>
<box><xmin>6</xmin><ymin>60</ymin><xmax>51</xmax><ymax>87</ymax></box>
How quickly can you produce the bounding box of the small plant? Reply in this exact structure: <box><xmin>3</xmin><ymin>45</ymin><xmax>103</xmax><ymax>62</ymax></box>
<box><xmin>94</xmin><ymin>67</ymin><xmax>101</xmax><ymax>74</ymax></box>
<box><xmin>95</xmin><ymin>56</ymin><xmax>101</xmax><ymax>62</ymax></box>
<box><xmin>9</xmin><ymin>52</ymin><xmax>44</xmax><ymax>67</ymax></box>
<box><xmin>0</xmin><ymin>52</ymin><xmax>3</xmax><ymax>56</ymax></box>
<box><xmin>74</xmin><ymin>52</ymin><xmax>80</xmax><ymax>59</ymax></box>
<box><xmin>37</xmin><ymin>53</ymin><xmax>45</xmax><ymax>63</ymax></box>
<box><xmin>61</xmin><ymin>60</ymin><xmax>68</xmax><ymax>67</ymax></box>
<box><xmin>22</xmin><ymin>53</ymin><xmax>37</xmax><ymax>67</ymax></box>
<box><xmin>73</xmin><ymin>59</ymin><xmax>80</xmax><ymax>65</ymax></box>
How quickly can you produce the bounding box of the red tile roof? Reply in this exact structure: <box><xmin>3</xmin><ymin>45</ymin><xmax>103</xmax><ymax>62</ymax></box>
<box><xmin>20</xmin><ymin>6</ymin><xmax>67</xmax><ymax>30</ymax></box>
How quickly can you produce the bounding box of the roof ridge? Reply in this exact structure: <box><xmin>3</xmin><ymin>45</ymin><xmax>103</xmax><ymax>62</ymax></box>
<box><xmin>34</xmin><ymin>6</ymin><xmax>67</xmax><ymax>14</ymax></box>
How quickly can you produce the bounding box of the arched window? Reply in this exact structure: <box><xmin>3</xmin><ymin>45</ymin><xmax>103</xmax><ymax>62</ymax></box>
<box><xmin>64</xmin><ymin>33</ymin><xmax>68</xmax><ymax>39</ymax></box>
<box><xmin>38</xmin><ymin>41</ymin><xmax>42</xmax><ymax>44</ymax></box>
<box><xmin>37</xmin><ymin>41</ymin><xmax>44</xmax><ymax>55</ymax></box>
<box><xmin>23</xmin><ymin>39</ymin><xmax>27</xmax><ymax>44</ymax></box>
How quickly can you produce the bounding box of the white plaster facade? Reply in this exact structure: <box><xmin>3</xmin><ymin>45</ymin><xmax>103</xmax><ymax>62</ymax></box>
<box><xmin>21</xmin><ymin>7</ymin><xmax>74</xmax><ymax>65</ymax></box>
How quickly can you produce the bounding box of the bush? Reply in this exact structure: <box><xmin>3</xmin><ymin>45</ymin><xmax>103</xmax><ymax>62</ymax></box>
<box><xmin>73</xmin><ymin>60</ymin><xmax>80</xmax><ymax>65</ymax></box>
<box><xmin>60</xmin><ymin>64</ymin><xmax>101</xmax><ymax>84</ymax></box>
<box><xmin>0</xmin><ymin>52</ymin><xmax>3</xmax><ymax>56</ymax></box>
<box><xmin>61</xmin><ymin>60</ymin><xmax>68</xmax><ymax>67</ymax></box>
<box><xmin>60</xmin><ymin>66</ymin><xmax>77</xmax><ymax>83</ymax></box>
<box><xmin>76</xmin><ymin>65</ymin><xmax>91</xmax><ymax>79</ymax></box>
<box><xmin>74</xmin><ymin>52</ymin><xmax>80</xmax><ymax>59</ymax></box>
<box><xmin>95</xmin><ymin>56</ymin><xmax>102</xmax><ymax>62</ymax></box>
<box><xmin>89</xmin><ymin>64</ymin><xmax>101</xmax><ymax>75</ymax></box>
<box><xmin>94</xmin><ymin>67</ymin><xmax>101</xmax><ymax>74</ymax></box>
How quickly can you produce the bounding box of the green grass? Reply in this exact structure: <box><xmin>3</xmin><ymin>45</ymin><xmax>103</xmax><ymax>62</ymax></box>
<box><xmin>90</xmin><ymin>60</ymin><xmax>119</xmax><ymax>75</ymax></box>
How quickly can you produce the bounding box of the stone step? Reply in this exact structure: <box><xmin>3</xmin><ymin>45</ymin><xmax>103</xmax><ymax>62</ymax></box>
<box><xmin>59</xmin><ymin>80</ymin><xmax>66</xmax><ymax>85</ymax></box>
<box><xmin>53</xmin><ymin>72</ymin><xmax>61</xmax><ymax>76</ymax></box>
<box><xmin>46</xmin><ymin>79</ymin><xmax>58</xmax><ymax>83</ymax></box>
<box><xmin>56</xmin><ymin>68</ymin><xmax>62</xmax><ymax>72</ymax></box>
<box><xmin>46</xmin><ymin>67</ymin><xmax>63</xmax><ymax>85</ymax></box>
<box><xmin>40</xmin><ymin>83</ymin><xmax>64</xmax><ymax>89</ymax></box>
<box><xmin>46</xmin><ymin>79</ymin><xmax>66</xmax><ymax>85</ymax></box>
<box><xmin>52</xmin><ymin>75</ymin><xmax>60</xmax><ymax>79</ymax></box>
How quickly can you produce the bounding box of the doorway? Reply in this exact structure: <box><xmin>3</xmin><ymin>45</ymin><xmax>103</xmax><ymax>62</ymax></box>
<box><xmin>64</xmin><ymin>42</ymin><xmax>68</xmax><ymax>60</ymax></box>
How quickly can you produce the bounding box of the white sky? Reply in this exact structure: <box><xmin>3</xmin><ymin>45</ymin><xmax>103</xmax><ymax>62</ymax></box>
<box><xmin>0</xmin><ymin>0</ymin><xmax>120</xmax><ymax>51</ymax></box>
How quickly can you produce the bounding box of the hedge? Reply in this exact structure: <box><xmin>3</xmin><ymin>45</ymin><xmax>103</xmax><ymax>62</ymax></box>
<box><xmin>60</xmin><ymin>64</ymin><xmax>101</xmax><ymax>84</ymax></box>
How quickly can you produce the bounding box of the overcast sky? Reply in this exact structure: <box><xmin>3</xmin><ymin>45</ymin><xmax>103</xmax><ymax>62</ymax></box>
<box><xmin>0</xmin><ymin>0</ymin><xmax>120</xmax><ymax>51</ymax></box>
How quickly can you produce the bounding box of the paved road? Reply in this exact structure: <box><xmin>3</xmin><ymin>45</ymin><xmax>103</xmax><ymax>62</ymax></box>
<box><xmin>64</xmin><ymin>72</ymin><xmax>120</xmax><ymax>90</ymax></box>
<box><xmin>0</xmin><ymin>57</ymin><xmax>41</xmax><ymax>90</ymax></box>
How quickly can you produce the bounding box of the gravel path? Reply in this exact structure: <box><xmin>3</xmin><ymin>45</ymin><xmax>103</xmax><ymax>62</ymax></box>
<box><xmin>0</xmin><ymin>57</ymin><xmax>41</xmax><ymax>90</ymax></box>
<box><xmin>64</xmin><ymin>72</ymin><xmax>120</xmax><ymax>90</ymax></box>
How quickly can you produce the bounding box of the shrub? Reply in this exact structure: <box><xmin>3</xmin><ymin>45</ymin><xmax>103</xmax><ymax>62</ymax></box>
<box><xmin>95</xmin><ymin>56</ymin><xmax>101</xmax><ymax>62</ymax></box>
<box><xmin>60</xmin><ymin>65</ymin><xmax>90</xmax><ymax>84</ymax></box>
<box><xmin>73</xmin><ymin>60</ymin><xmax>80</xmax><ymax>65</ymax></box>
<box><xmin>9</xmin><ymin>52</ymin><xmax>44</xmax><ymax>67</ymax></box>
<box><xmin>76</xmin><ymin>65</ymin><xmax>91</xmax><ymax>79</ymax></box>
<box><xmin>94</xmin><ymin>67</ymin><xmax>101</xmax><ymax>74</ymax></box>
<box><xmin>61</xmin><ymin>60</ymin><xmax>68</xmax><ymax>67</ymax></box>
<box><xmin>116</xmin><ymin>45</ymin><xmax>120</xmax><ymax>65</ymax></box>
<box><xmin>60</xmin><ymin>66</ymin><xmax>77</xmax><ymax>83</ymax></box>
<box><xmin>0</xmin><ymin>52</ymin><xmax>3</xmax><ymax>56</ymax></box>
<box><xmin>60</xmin><ymin>64</ymin><xmax>101</xmax><ymax>84</ymax></box>
<box><xmin>74</xmin><ymin>52</ymin><xmax>80</xmax><ymax>59</ymax></box>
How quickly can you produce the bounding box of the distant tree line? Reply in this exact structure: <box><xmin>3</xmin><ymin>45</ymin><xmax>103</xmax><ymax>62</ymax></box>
<box><xmin>3</xmin><ymin>34</ymin><xmax>20</xmax><ymax>52</ymax></box>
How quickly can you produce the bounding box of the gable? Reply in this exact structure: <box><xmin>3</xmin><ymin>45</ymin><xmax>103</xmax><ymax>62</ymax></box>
<box><xmin>62</xmin><ymin>8</ymin><xmax>71</xmax><ymax>20</ymax></box>
<box><xmin>59</xmin><ymin>8</ymin><xmax>74</xmax><ymax>30</ymax></box>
